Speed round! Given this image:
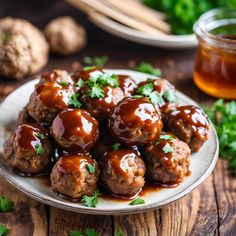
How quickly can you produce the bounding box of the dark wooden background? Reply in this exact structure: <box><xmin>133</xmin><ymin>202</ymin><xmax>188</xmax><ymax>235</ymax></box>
<box><xmin>0</xmin><ymin>1</ymin><xmax>236</xmax><ymax>236</ymax></box>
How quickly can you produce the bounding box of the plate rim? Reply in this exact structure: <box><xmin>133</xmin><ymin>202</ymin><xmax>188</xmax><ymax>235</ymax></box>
<box><xmin>0</xmin><ymin>69</ymin><xmax>219</xmax><ymax>215</ymax></box>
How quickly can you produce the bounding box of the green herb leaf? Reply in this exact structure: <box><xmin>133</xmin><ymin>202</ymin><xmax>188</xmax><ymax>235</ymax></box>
<box><xmin>85</xmin><ymin>228</ymin><xmax>98</xmax><ymax>236</ymax></box>
<box><xmin>202</xmin><ymin>99</ymin><xmax>236</xmax><ymax>174</ymax></box>
<box><xmin>159</xmin><ymin>134</ymin><xmax>175</xmax><ymax>141</ymax></box>
<box><xmin>163</xmin><ymin>89</ymin><xmax>177</xmax><ymax>103</ymax></box>
<box><xmin>136</xmin><ymin>83</ymin><xmax>154</xmax><ymax>97</ymax></box>
<box><xmin>155</xmin><ymin>141</ymin><xmax>160</xmax><ymax>145</ymax></box>
<box><xmin>116</xmin><ymin>230</ymin><xmax>124</xmax><ymax>236</ymax></box>
<box><xmin>81</xmin><ymin>189</ymin><xmax>100</xmax><ymax>208</ymax></box>
<box><xmin>68</xmin><ymin>94</ymin><xmax>82</xmax><ymax>108</ymax></box>
<box><xmin>0</xmin><ymin>225</ymin><xmax>10</xmax><ymax>236</ymax></box>
<box><xmin>98</xmin><ymin>73</ymin><xmax>119</xmax><ymax>87</ymax></box>
<box><xmin>87</xmin><ymin>164</ymin><xmax>95</xmax><ymax>174</ymax></box>
<box><xmin>162</xmin><ymin>143</ymin><xmax>174</xmax><ymax>154</ymax></box>
<box><xmin>112</xmin><ymin>143</ymin><xmax>121</xmax><ymax>151</ymax></box>
<box><xmin>135</xmin><ymin>62</ymin><xmax>162</xmax><ymax>76</ymax></box>
<box><xmin>35</xmin><ymin>144</ymin><xmax>45</xmax><ymax>155</ymax></box>
<box><xmin>129</xmin><ymin>197</ymin><xmax>145</xmax><ymax>205</ymax></box>
<box><xmin>149</xmin><ymin>91</ymin><xmax>164</xmax><ymax>106</ymax></box>
<box><xmin>69</xmin><ymin>230</ymin><xmax>84</xmax><ymax>236</ymax></box>
<box><xmin>83</xmin><ymin>66</ymin><xmax>96</xmax><ymax>71</ymax></box>
<box><xmin>60</xmin><ymin>81</ymin><xmax>69</xmax><ymax>87</ymax></box>
<box><xmin>87</xmin><ymin>85</ymin><xmax>104</xmax><ymax>99</ymax></box>
<box><xmin>0</xmin><ymin>196</ymin><xmax>14</xmax><ymax>212</ymax></box>
<box><xmin>76</xmin><ymin>79</ymin><xmax>85</xmax><ymax>88</ymax></box>
<box><xmin>83</xmin><ymin>56</ymin><xmax>108</xmax><ymax>68</ymax></box>
<box><xmin>35</xmin><ymin>133</ymin><xmax>46</xmax><ymax>140</ymax></box>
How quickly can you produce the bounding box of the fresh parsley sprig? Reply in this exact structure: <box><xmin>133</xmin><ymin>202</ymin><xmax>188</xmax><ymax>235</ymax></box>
<box><xmin>81</xmin><ymin>189</ymin><xmax>100</xmax><ymax>208</ymax></box>
<box><xmin>86</xmin><ymin>164</ymin><xmax>95</xmax><ymax>174</ymax></box>
<box><xmin>35</xmin><ymin>144</ymin><xmax>45</xmax><ymax>155</ymax></box>
<box><xmin>0</xmin><ymin>225</ymin><xmax>9</xmax><ymax>236</ymax></box>
<box><xmin>134</xmin><ymin>62</ymin><xmax>162</xmax><ymax>76</ymax></box>
<box><xmin>83</xmin><ymin>56</ymin><xmax>108</xmax><ymax>68</ymax></box>
<box><xmin>68</xmin><ymin>93</ymin><xmax>82</xmax><ymax>108</ymax></box>
<box><xmin>0</xmin><ymin>195</ymin><xmax>14</xmax><ymax>212</ymax></box>
<box><xmin>159</xmin><ymin>134</ymin><xmax>175</xmax><ymax>141</ymax></box>
<box><xmin>162</xmin><ymin>143</ymin><xmax>174</xmax><ymax>154</ymax></box>
<box><xmin>69</xmin><ymin>228</ymin><xmax>98</xmax><ymax>236</ymax></box>
<box><xmin>129</xmin><ymin>197</ymin><xmax>145</xmax><ymax>205</ymax></box>
<box><xmin>202</xmin><ymin>99</ymin><xmax>236</xmax><ymax>173</ymax></box>
<box><xmin>112</xmin><ymin>143</ymin><xmax>121</xmax><ymax>151</ymax></box>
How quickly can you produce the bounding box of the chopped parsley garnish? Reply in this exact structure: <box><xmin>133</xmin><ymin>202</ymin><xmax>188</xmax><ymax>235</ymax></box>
<box><xmin>159</xmin><ymin>134</ymin><xmax>175</xmax><ymax>141</ymax></box>
<box><xmin>81</xmin><ymin>189</ymin><xmax>100</xmax><ymax>208</ymax></box>
<box><xmin>116</xmin><ymin>230</ymin><xmax>124</xmax><ymax>236</ymax></box>
<box><xmin>0</xmin><ymin>225</ymin><xmax>9</xmax><ymax>236</ymax></box>
<box><xmin>35</xmin><ymin>144</ymin><xmax>45</xmax><ymax>155</ymax></box>
<box><xmin>163</xmin><ymin>89</ymin><xmax>177</xmax><ymax>103</ymax></box>
<box><xmin>83</xmin><ymin>66</ymin><xmax>96</xmax><ymax>71</ymax></box>
<box><xmin>35</xmin><ymin>133</ymin><xmax>46</xmax><ymax>140</ymax></box>
<box><xmin>60</xmin><ymin>81</ymin><xmax>69</xmax><ymax>87</ymax></box>
<box><xmin>202</xmin><ymin>99</ymin><xmax>236</xmax><ymax>174</ymax></box>
<box><xmin>76</xmin><ymin>79</ymin><xmax>85</xmax><ymax>88</ymax></box>
<box><xmin>83</xmin><ymin>56</ymin><xmax>108</xmax><ymax>68</ymax></box>
<box><xmin>136</xmin><ymin>83</ymin><xmax>164</xmax><ymax>106</ymax></box>
<box><xmin>86</xmin><ymin>164</ymin><xmax>95</xmax><ymax>174</ymax></box>
<box><xmin>112</xmin><ymin>142</ymin><xmax>121</xmax><ymax>151</ymax></box>
<box><xmin>129</xmin><ymin>197</ymin><xmax>145</xmax><ymax>205</ymax></box>
<box><xmin>87</xmin><ymin>85</ymin><xmax>104</xmax><ymax>99</ymax></box>
<box><xmin>0</xmin><ymin>196</ymin><xmax>14</xmax><ymax>212</ymax></box>
<box><xmin>162</xmin><ymin>143</ymin><xmax>174</xmax><ymax>154</ymax></box>
<box><xmin>68</xmin><ymin>93</ymin><xmax>82</xmax><ymax>108</ymax></box>
<box><xmin>98</xmin><ymin>73</ymin><xmax>119</xmax><ymax>87</ymax></box>
<box><xmin>69</xmin><ymin>228</ymin><xmax>98</xmax><ymax>236</ymax></box>
<box><xmin>134</xmin><ymin>62</ymin><xmax>162</xmax><ymax>76</ymax></box>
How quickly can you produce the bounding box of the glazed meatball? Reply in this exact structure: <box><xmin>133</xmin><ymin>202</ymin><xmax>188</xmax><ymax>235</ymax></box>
<box><xmin>27</xmin><ymin>70</ymin><xmax>75</xmax><ymax>123</ymax></box>
<box><xmin>51</xmin><ymin>109</ymin><xmax>99</xmax><ymax>152</ymax></box>
<box><xmin>165</xmin><ymin>105</ymin><xmax>210</xmax><ymax>152</ymax></box>
<box><xmin>73</xmin><ymin>67</ymin><xmax>104</xmax><ymax>83</ymax></box>
<box><xmin>143</xmin><ymin>132</ymin><xmax>190</xmax><ymax>183</ymax></box>
<box><xmin>51</xmin><ymin>154</ymin><xmax>100</xmax><ymax>199</ymax></box>
<box><xmin>3</xmin><ymin>123</ymin><xmax>52</xmax><ymax>175</ymax></box>
<box><xmin>136</xmin><ymin>79</ymin><xmax>177</xmax><ymax>114</ymax></box>
<box><xmin>100</xmin><ymin>148</ymin><xmax>146</xmax><ymax>196</ymax></box>
<box><xmin>109</xmin><ymin>97</ymin><xmax>163</xmax><ymax>145</ymax></box>
<box><xmin>118</xmin><ymin>75</ymin><xmax>138</xmax><ymax>97</ymax></box>
<box><xmin>17</xmin><ymin>106</ymin><xmax>34</xmax><ymax>125</ymax></box>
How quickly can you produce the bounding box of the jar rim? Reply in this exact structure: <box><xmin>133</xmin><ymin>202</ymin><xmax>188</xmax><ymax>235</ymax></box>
<box><xmin>194</xmin><ymin>8</ymin><xmax>236</xmax><ymax>50</ymax></box>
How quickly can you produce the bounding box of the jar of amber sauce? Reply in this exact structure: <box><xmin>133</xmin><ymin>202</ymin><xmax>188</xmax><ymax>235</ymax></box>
<box><xmin>194</xmin><ymin>8</ymin><xmax>236</xmax><ymax>99</ymax></box>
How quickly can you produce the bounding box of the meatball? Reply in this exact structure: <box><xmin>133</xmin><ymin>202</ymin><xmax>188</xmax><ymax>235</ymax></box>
<box><xmin>51</xmin><ymin>109</ymin><xmax>99</xmax><ymax>152</ymax></box>
<box><xmin>109</xmin><ymin>97</ymin><xmax>163</xmax><ymax>145</ymax></box>
<box><xmin>17</xmin><ymin>106</ymin><xmax>34</xmax><ymax>125</ymax></box>
<box><xmin>165</xmin><ymin>105</ymin><xmax>210</xmax><ymax>152</ymax></box>
<box><xmin>3</xmin><ymin>123</ymin><xmax>52</xmax><ymax>175</ymax></box>
<box><xmin>44</xmin><ymin>16</ymin><xmax>87</xmax><ymax>56</ymax></box>
<box><xmin>0</xmin><ymin>17</ymin><xmax>48</xmax><ymax>79</ymax></box>
<box><xmin>73</xmin><ymin>67</ymin><xmax>104</xmax><ymax>83</ymax></box>
<box><xmin>143</xmin><ymin>132</ymin><xmax>191</xmax><ymax>183</ymax></box>
<box><xmin>118</xmin><ymin>75</ymin><xmax>138</xmax><ymax>97</ymax></box>
<box><xmin>27</xmin><ymin>70</ymin><xmax>75</xmax><ymax>123</ymax></box>
<box><xmin>51</xmin><ymin>154</ymin><xmax>100</xmax><ymax>199</ymax></box>
<box><xmin>100</xmin><ymin>148</ymin><xmax>146</xmax><ymax>196</ymax></box>
<box><xmin>136</xmin><ymin>79</ymin><xmax>177</xmax><ymax>114</ymax></box>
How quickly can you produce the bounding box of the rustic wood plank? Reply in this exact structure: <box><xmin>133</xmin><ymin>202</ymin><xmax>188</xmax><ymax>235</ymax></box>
<box><xmin>0</xmin><ymin>177</ymin><xmax>48</xmax><ymax>236</ymax></box>
<box><xmin>213</xmin><ymin>159</ymin><xmax>236</xmax><ymax>236</ymax></box>
<box><xmin>49</xmin><ymin>207</ymin><xmax>112</xmax><ymax>236</ymax></box>
<box><xmin>114</xmin><ymin>175</ymin><xmax>218</xmax><ymax>236</ymax></box>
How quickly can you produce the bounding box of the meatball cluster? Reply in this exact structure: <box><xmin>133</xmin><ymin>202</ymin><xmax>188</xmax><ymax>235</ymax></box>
<box><xmin>2</xmin><ymin>68</ymin><xmax>211</xmax><ymax>202</ymax></box>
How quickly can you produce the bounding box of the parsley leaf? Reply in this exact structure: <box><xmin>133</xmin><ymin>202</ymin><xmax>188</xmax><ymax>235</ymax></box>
<box><xmin>87</xmin><ymin>164</ymin><xmax>95</xmax><ymax>174</ymax></box>
<box><xmin>136</xmin><ymin>83</ymin><xmax>154</xmax><ymax>97</ymax></box>
<box><xmin>202</xmin><ymin>99</ymin><xmax>236</xmax><ymax>173</ymax></box>
<box><xmin>35</xmin><ymin>144</ymin><xmax>45</xmax><ymax>155</ymax></box>
<box><xmin>162</xmin><ymin>143</ymin><xmax>174</xmax><ymax>153</ymax></box>
<box><xmin>35</xmin><ymin>133</ymin><xmax>46</xmax><ymax>140</ymax></box>
<box><xmin>99</xmin><ymin>73</ymin><xmax>119</xmax><ymax>87</ymax></box>
<box><xmin>69</xmin><ymin>230</ymin><xmax>84</xmax><ymax>236</ymax></box>
<box><xmin>76</xmin><ymin>79</ymin><xmax>85</xmax><ymax>88</ymax></box>
<box><xmin>0</xmin><ymin>196</ymin><xmax>14</xmax><ymax>212</ymax></box>
<box><xmin>83</xmin><ymin>56</ymin><xmax>108</xmax><ymax>68</ymax></box>
<box><xmin>159</xmin><ymin>134</ymin><xmax>175</xmax><ymax>141</ymax></box>
<box><xmin>135</xmin><ymin>62</ymin><xmax>162</xmax><ymax>76</ymax></box>
<box><xmin>68</xmin><ymin>94</ymin><xmax>82</xmax><ymax>108</ymax></box>
<box><xmin>112</xmin><ymin>143</ymin><xmax>121</xmax><ymax>151</ymax></box>
<box><xmin>0</xmin><ymin>225</ymin><xmax>9</xmax><ymax>236</ymax></box>
<box><xmin>149</xmin><ymin>91</ymin><xmax>164</xmax><ymax>106</ymax></box>
<box><xmin>129</xmin><ymin>197</ymin><xmax>145</xmax><ymax>205</ymax></box>
<box><xmin>60</xmin><ymin>81</ymin><xmax>69</xmax><ymax>87</ymax></box>
<box><xmin>163</xmin><ymin>89</ymin><xmax>177</xmax><ymax>103</ymax></box>
<box><xmin>81</xmin><ymin>189</ymin><xmax>100</xmax><ymax>208</ymax></box>
<box><xmin>116</xmin><ymin>230</ymin><xmax>124</xmax><ymax>236</ymax></box>
<box><xmin>68</xmin><ymin>228</ymin><xmax>98</xmax><ymax>236</ymax></box>
<box><xmin>87</xmin><ymin>86</ymin><xmax>104</xmax><ymax>99</ymax></box>
<box><xmin>83</xmin><ymin>66</ymin><xmax>96</xmax><ymax>71</ymax></box>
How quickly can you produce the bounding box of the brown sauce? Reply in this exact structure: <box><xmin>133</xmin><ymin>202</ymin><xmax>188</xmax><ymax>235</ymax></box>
<box><xmin>74</xmin><ymin>68</ymin><xmax>103</xmax><ymax>81</ymax></box>
<box><xmin>118</xmin><ymin>75</ymin><xmax>138</xmax><ymax>96</ymax></box>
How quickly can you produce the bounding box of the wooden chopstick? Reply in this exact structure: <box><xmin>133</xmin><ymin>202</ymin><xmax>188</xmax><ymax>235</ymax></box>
<box><xmin>103</xmin><ymin>0</ymin><xmax>170</xmax><ymax>33</ymax></box>
<box><xmin>67</xmin><ymin>0</ymin><xmax>168</xmax><ymax>35</ymax></box>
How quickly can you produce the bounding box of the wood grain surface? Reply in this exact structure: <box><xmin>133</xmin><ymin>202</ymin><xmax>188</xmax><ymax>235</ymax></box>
<box><xmin>0</xmin><ymin>1</ymin><xmax>236</xmax><ymax>235</ymax></box>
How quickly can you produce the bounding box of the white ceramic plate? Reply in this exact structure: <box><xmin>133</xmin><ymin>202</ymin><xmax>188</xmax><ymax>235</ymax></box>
<box><xmin>88</xmin><ymin>14</ymin><xmax>198</xmax><ymax>48</ymax></box>
<box><xmin>0</xmin><ymin>70</ymin><xmax>218</xmax><ymax>215</ymax></box>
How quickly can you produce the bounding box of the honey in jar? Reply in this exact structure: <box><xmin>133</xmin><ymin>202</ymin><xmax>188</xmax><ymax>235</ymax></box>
<box><xmin>193</xmin><ymin>8</ymin><xmax>236</xmax><ymax>99</ymax></box>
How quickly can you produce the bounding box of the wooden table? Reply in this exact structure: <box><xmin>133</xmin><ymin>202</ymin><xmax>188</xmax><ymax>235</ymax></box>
<box><xmin>1</xmin><ymin>1</ymin><xmax>236</xmax><ymax>235</ymax></box>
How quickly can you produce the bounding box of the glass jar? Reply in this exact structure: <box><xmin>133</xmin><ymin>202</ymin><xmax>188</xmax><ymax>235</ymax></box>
<box><xmin>193</xmin><ymin>8</ymin><xmax>236</xmax><ymax>99</ymax></box>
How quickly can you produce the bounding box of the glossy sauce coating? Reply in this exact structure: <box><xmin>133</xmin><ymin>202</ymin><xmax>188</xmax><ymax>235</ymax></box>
<box><xmin>58</xmin><ymin>155</ymin><xmax>94</xmax><ymax>173</ymax></box>
<box><xmin>73</xmin><ymin>67</ymin><xmax>103</xmax><ymax>82</ymax></box>
<box><xmin>51</xmin><ymin>109</ymin><xmax>99</xmax><ymax>151</ymax></box>
<box><xmin>118</xmin><ymin>75</ymin><xmax>138</xmax><ymax>96</ymax></box>
<box><xmin>109</xmin><ymin>97</ymin><xmax>163</xmax><ymax>144</ymax></box>
<box><xmin>169</xmin><ymin>105</ymin><xmax>210</xmax><ymax>139</ymax></box>
<box><xmin>15</xmin><ymin>124</ymin><xmax>46</xmax><ymax>151</ymax></box>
